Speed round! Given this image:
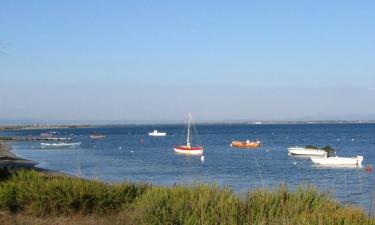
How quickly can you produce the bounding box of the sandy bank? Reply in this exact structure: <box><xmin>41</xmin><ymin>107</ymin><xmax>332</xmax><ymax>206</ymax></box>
<box><xmin>0</xmin><ymin>141</ymin><xmax>38</xmax><ymax>169</ymax></box>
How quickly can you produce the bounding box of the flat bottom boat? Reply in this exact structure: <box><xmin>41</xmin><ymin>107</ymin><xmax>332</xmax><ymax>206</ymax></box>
<box><xmin>230</xmin><ymin>140</ymin><xmax>261</xmax><ymax>148</ymax></box>
<box><xmin>41</xmin><ymin>142</ymin><xmax>81</xmax><ymax>148</ymax></box>
<box><xmin>310</xmin><ymin>156</ymin><xmax>363</xmax><ymax>166</ymax></box>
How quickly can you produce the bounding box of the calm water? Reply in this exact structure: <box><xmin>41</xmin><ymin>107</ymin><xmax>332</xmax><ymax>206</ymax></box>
<box><xmin>3</xmin><ymin>124</ymin><xmax>375</xmax><ymax>210</ymax></box>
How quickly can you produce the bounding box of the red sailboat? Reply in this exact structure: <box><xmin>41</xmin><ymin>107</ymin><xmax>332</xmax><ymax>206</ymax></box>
<box><xmin>173</xmin><ymin>113</ymin><xmax>203</xmax><ymax>155</ymax></box>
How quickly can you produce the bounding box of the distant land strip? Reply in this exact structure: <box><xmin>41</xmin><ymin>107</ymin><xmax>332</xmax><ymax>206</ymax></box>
<box><xmin>0</xmin><ymin>124</ymin><xmax>91</xmax><ymax>131</ymax></box>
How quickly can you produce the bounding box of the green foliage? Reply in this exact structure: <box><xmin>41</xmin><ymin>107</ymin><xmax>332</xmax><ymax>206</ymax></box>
<box><xmin>0</xmin><ymin>170</ymin><xmax>149</xmax><ymax>216</ymax></box>
<box><xmin>242</xmin><ymin>185</ymin><xmax>369</xmax><ymax>224</ymax></box>
<box><xmin>132</xmin><ymin>184</ymin><xmax>240</xmax><ymax>225</ymax></box>
<box><xmin>0</xmin><ymin>170</ymin><xmax>373</xmax><ymax>225</ymax></box>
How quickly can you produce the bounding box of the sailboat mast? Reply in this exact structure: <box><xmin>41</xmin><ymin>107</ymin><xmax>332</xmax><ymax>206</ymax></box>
<box><xmin>187</xmin><ymin>113</ymin><xmax>191</xmax><ymax>147</ymax></box>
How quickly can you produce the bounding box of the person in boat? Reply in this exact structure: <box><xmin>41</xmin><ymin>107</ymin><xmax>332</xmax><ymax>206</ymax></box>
<box><xmin>246</xmin><ymin>140</ymin><xmax>250</xmax><ymax>144</ymax></box>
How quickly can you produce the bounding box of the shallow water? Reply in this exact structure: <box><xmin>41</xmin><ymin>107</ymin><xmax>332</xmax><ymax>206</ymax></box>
<box><xmin>4</xmin><ymin>123</ymin><xmax>375</xmax><ymax>210</ymax></box>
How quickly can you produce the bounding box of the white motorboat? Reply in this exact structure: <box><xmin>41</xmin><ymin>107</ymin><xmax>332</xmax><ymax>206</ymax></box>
<box><xmin>310</xmin><ymin>156</ymin><xmax>363</xmax><ymax>166</ymax></box>
<box><xmin>148</xmin><ymin>130</ymin><xmax>166</xmax><ymax>137</ymax></box>
<box><xmin>288</xmin><ymin>147</ymin><xmax>327</xmax><ymax>156</ymax></box>
<box><xmin>41</xmin><ymin>142</ymin><xmax>81</xmax><ymax>148</ymax></box>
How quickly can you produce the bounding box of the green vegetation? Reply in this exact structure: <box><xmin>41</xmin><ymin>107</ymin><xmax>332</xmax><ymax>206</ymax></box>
<box><xmin>0</xmin><ymin>169</ymin><xmax>373</xmax><ymax>225</ymax></box>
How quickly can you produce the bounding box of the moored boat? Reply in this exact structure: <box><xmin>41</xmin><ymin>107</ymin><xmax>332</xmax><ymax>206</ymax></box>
<box><xmin>41</xmin><ymin>142</ymin><xmax>81</xmax><ymax>148</ymax></box>
<box><xmin>288</xmin><ymin>146</ymin><xmax>327</xmax><ymax>156</ymax></box>
<box><xmin>148</xmin><ymin>130</ymin><xmax>167</xmax><ymax>137</ymax></box>
<box><xmin>173</xmin><ymin>113</ymin><xmax>203</xmax><ymax>155</ymax></box>
<box><xmin>230</xmin><ymin>140</ymin><xmax>261</xmax><ymax>148</ymax></box>
<box><xmin>310</xmin><ymin>156</ymin><xmax>363</xmax><ymax>166</ymax></box>
<box><xmin>40</xmin><ymin>132</ymin><xmax>53</xmax><ymax>137</ymax></box>
<box><xmin>90</xmin><ymin>134</ymin><xmax>105</xmax><ymax>139</ymax></box>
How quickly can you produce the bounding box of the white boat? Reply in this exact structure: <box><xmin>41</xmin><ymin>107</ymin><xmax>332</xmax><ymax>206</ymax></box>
<box><xmin>90</xmin><ymin>134</ymin><xmax>105</xmax><ymax>139</ymax></box>
<box><xmin>288</xmin><ymin>147</ymin><xmax>327</xmax><ymax>156</ymax></box>
<box><xmin>310</xmin><ymin>156</ymin><xmax>363</xmax><ymax>166</ymax></box>
<box><xmin>173</xmin><ymin>113</ymin><xmax>203</xmax><ymax>155</ymax></box>
<box><xmin>41</xmin><ymin>142</ymin><xmax>81</xmax><ymax>148</ymax></box>
<box><xmin>148</xmin><ymin>130</ymin><xmax>166</xmax><ymax>137</ymax></box>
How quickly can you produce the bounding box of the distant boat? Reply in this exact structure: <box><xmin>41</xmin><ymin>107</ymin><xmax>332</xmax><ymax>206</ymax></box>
<box><xmin>310</xmin><ymin>156</ymin><xmax>363</xmax><ymax>166</ymax></box>
<box><xmin>230</xmin><ymin>140</ymin><xmax>261</xmax><ymax>148</ymax></box>
<box><xmin>148</xmin><ymin>130</ymin><xmax>166</xmax><ymax>137</ymax></box>
<box><xmin>173</xmin><ymin>113</ymin><xmax>203</xmax><ymax>155</ymax></box>
<box><xmin>288</xmin><ymin>146</ymin><xmax>327</xmax><ymax>156</ymax></box>
<box><xmin>90</xmin><ymin>134</ymin><xmax>105</xmax><ymax>139</ymax></box>
<box><xmin>40</xmin><ymin>131</ymin><xmax>57</xmax><ymax>137</ymax></box>
<box><xmin>40</xmin><ymin>132</ymin><xmax>53</xmax><ymax>137</ymax></box>
<box><xmin>41</xmin><ymin>142</ymin><xmax>81</xmax><ymax>148</ymax></box>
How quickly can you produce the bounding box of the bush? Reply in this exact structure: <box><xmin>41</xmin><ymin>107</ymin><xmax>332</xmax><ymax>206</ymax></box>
<box><xmin>0</xmin><ymin>170</ymin><xmax>149</xmax><ymax>216</ymax></box>
<box><xmin>132</xmin><ymin>184</ymin><xmax>240</xmax><ymax>225</ymax></box>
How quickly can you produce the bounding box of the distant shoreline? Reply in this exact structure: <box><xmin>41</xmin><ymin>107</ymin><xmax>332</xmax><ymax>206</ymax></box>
<box><xmin>1</xmin><ymin>120</ymin><xmax>375</xmax><ymax>131</ymax></box>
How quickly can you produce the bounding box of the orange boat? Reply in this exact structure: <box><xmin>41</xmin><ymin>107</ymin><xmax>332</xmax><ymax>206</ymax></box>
<box><xmin>230</xmin><ymin>140</ymin><xmax>262</xmax><ymax>148</ymax></box>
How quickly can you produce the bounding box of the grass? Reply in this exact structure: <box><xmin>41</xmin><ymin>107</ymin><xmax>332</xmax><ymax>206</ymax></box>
<box><xmin>0</xmin><ymin>169</ymin><xmax>149</xmax><ymax>216</ymax></box>
<box><xmin>0</xmin><ymin>169</ymin><xmax>374</xmax><ymax>225</ymax></box>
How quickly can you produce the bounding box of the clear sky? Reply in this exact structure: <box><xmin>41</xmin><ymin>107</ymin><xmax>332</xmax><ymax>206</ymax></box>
<box><xmin>1</xmin><ymin>0</ymin><xmax>374</xmax><ymax>123</ymax></box>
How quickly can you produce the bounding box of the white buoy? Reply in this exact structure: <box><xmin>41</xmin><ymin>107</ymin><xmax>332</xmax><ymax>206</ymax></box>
<box><xmin>130</xmin><ymin>150</ymin><xmax>134</xmax><ymax>153</ymax></box>
<box><xmin>201</xmin><ymin>155</ymin><xmax>205</xmax><ymax>162</ymax></box>
<box><xmin>293</xmin><ymin>162</ymin><xmax>297</xmax><ymax>165</ymax></box>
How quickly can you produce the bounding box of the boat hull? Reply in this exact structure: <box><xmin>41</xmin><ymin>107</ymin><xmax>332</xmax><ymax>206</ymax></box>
<box><xmin>173</xmin><ymin>146</ymin><xmax>203</xmax><ymax>155</ymax></box>
<box><xmin>230</xmin><ymin>141</ymin><xmax>261</xmax><ymax>148</ymax></box>
<box><xmin>149</xmin><ymin>133</ymin><xmax>166</xmax><ymax>137</ymax></box>
<box><xmin>310</xmin><ymin>156</ymin><xmax>363</xmax><ymax>166</ymax></box>
<box><xmin>41</xmin><ymin>142</ymin><xmax>81</xmax><ymax>148</ymax></box>
<box><xmin>148</xmin><ymin>130</ymin><xmax>166</xmax><ymax>136</ymax></box>
<box><xmin>90</xmin><ymin>135</ymin><xmax>105</xmax><ymax>139</ymax></box>
<box><xmin>288</xmin><ymin>147</ymin><xmax>327</xmax><ymax>156</ymax></box>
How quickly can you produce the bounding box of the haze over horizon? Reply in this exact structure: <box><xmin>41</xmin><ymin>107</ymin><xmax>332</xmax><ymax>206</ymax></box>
<box><xmin>1</xmin><ymin>1</ymin><xmax>374</xmax><ymax>122</ymax></box>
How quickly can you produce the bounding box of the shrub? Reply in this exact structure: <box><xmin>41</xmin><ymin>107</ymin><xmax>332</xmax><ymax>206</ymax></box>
<box><xmin>0</xmin><ymin>170</ymin><xmax>149</xmax><ymax>216</ymax></box>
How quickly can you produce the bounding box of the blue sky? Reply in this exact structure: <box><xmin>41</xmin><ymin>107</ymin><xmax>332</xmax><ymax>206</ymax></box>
<box><xmin>0</xmin><ymin>1</ymin><xmax>374</xmax><ymax>122</ymax></box>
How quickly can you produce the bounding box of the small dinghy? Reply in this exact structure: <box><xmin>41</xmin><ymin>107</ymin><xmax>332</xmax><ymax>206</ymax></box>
<box><xmin>310</xmin><ymin>156</ymin><xmax>363</xmax><ymax>166</ymax></box>
<box><xmin>231</xmin><ymin>140</ymin><xmax>261</xmax><ymax>148</ymax></box>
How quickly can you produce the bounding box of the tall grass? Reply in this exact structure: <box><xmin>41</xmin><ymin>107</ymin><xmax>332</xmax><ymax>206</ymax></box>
<box><xmin>132</xmin><ymin>184</ymin><xmax>240</xmax><ymax>225</ymax></box>
<box><xmin>0</xmin><ymin>170</ymin><xmax>149</xmax><ymax>216</ymax></box>
<box><xmin>0</xmin><ymin>170</ymin><xmax>374</xmax><ymax>225</ymax></box>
